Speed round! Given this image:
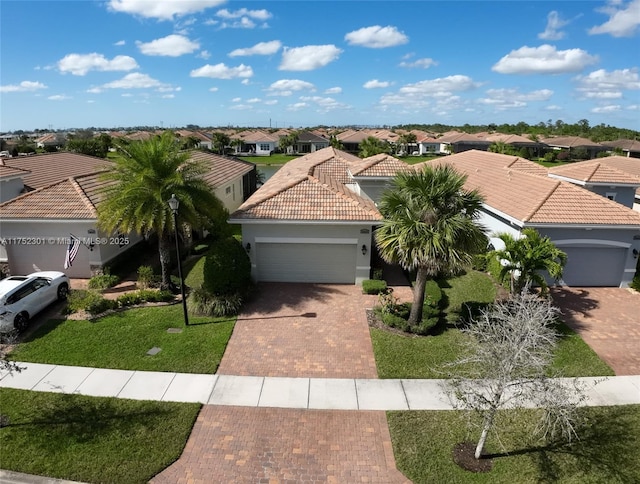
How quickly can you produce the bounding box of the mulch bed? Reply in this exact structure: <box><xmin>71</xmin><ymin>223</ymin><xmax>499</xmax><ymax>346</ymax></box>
<box><xmin>452</xmin><ymin>441</ymin><xmax>493</xmax><ymax>472</ymax></box>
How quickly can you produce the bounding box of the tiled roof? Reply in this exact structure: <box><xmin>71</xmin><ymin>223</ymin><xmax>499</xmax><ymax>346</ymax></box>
<box><xmin>0</xmin><ymin>171</ymin><xmax>108</xmax><ymax>220</ymax></box>
<box><xmin>351</xmin><ymin>154</ymin><xmax>411</xmax><ymax>177</ymax></box>
<box><xmin>423</xmin><ymin>150</ymin><xmax>640</xmax><ymax>226</ymax></box>
<box><xmin>437</xmin><ymin>132</ymin><xmax>491</xmax><ymax>144</ymax></box>
<box><xmin>0</xmin><ymin>164</ymin><xmax>30</xmax><ymax>180</ymax></box>
<box><xmin>549</xmin><ymin>160</ymin><xmax>640</xmax><ymax>185</ymax></box>
<box><xmin>231</xmin><ymin>147</ymin><xmax>381</xmax><ymax>222</ymax></box>
<box><xmin>188</xmin><ymin>151</ymin><xmax>254</xmax><ymax>188</ymax></box>
<box><xmin>539</xmin><ymin>136</ymin><xmax>602</xmax><ymax>148</ymax></box>
<box><xmin>506</xmin><ymin>157</ymin><xmax>549</xmax><ymax>176</ymax></box>
<box><xmin>297</xmin><ymin>131</ymin><xmax>330</xmax><ymax>143</ymax></box>
<box><xmin>482</xmin><ymin>133</ymin><xmax>540</xmax><ymax>145</ymax></box>
<box><xmin>235</xmin><ymin>130</ymin><xmax>279</xmax><ymax>143</ymax></box>
<box><xmin>3</xmin><ymin>152</ymin><xmax>110</xmax><ymax>190</ymax></box>
<box><xmin>601</xmin><ymin>139</ymin><xmax>640</xmax><ymax>152</ymax></box>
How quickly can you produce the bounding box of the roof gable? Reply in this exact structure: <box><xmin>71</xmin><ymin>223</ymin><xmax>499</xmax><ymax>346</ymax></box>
<box><xmin>351</xmin><ymin>154</ymin><xmax>411</xmax><ymax>177</ymax></box>
<box><xmin>549</xmin><ymin>161</ymin><xmax>640</xmax><ymax>185</ymax></box>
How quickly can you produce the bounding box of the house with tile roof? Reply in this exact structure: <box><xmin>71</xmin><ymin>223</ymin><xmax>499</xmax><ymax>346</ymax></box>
<box><xmin>0</xmin><ymin>152</ymin><xmax>257</xmax><ymax>278</ymax></box>
<box><xmin>540</xmin><ymin>136</ymin><xmax>606</xmax><ymax>159</ymax></box>
<box><xmin>425</xmin><ymin>151</ymin><xmax>640</xmax><ymax>287</ymax></box>
<box><xmin>548</xmin><ymin>155</ymin><xmax>640</xmax><ymax>212</ymax></box>
<box><xmin>0</xmin><ymin>163</ymin><xmax>30</xmax><ymax>203</ymax></box>
<box><xmin>601</xmin><ymin>139</ymin><xmax>640</xmax><ymax>158</ymax></box>
<box><xmin>232</xmin><ymin>130</ymin><xmax>279</xmax><ymax>156</ymax></box>
<box><xmin>293</xmin><ymin>131</ymin><xmax>330</xmax><ymax>154</ymax></box>
<box><xmin>230</xmin><ymin>147</ymin><xmax>392</xmax><ymax>283</ymax></box>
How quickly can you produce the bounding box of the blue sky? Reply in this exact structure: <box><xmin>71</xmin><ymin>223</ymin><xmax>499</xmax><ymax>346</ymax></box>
<box><xmin>1</xmin><ymin>0</ymin><xmax>639</xmax><ymax>132</ymax></box>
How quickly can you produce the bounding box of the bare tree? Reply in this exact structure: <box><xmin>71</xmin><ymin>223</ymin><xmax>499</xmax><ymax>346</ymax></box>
<box><xmin>446</xmin><ymin>293</ymin><xmax>589</xmax><ymax>460</ymax></box>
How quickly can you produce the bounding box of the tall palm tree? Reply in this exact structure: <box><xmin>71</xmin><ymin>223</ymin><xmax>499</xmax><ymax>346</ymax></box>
<box><xmin>98</xmin><ymin>133</ymin><xmax>228</xmax><ymax>289</ymax></box>
<box><xmin>376</xmin><ymin>165</ymin><xmax>487</xmax><ymax>325</ymax></box>
<box><xmin>490</xmin><ymin>228</ymin><xmax>567</xmax><ymax>295</ymax></box>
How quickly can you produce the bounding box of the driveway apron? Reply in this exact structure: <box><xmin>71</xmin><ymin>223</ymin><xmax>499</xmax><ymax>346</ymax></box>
<box><xmin>217</xmin><ymin>283</ymin><xmax>379</xmax><ymax>378</ymax></box>
<box><xmin>153</xmin><ymin>283</ymin><xmax>411</xmax><ymax>483</ymax></box>
<box><xmin>551</xmin><ymin>287</ymin><xmax>640</xmax><ymax>375</ymax></box>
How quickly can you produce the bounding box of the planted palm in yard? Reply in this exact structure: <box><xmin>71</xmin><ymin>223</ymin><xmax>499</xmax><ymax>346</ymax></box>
<box><xmin>375</xmin><ymin>164</ymin><xmax>487</xmax><ymax>327</ymax></box>
<box><xmin>98</xmin><ymin>133</ymin><xmax>228</xmax><ymax>290</ymax></box>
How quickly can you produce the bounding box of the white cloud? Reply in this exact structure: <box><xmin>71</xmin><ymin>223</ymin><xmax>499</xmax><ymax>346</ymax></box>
<box><xmin>161</xmin><ymin>94</ymin><xmax>175</xmax><ymax>99</ymax></box>
<box><xmin>209</xmin><ymin>87</ymin><xmax>219</xmax><ymax>92</ymax></box>
<box><xmin>57</xmin><ymin>53</ymin><xmax>139</xmax><ymax>76</ymax></box>
<box><xmin>399</xmin><ymin>58</ymin><xmax>437</xmax><ymax>69</ymax></box>
<box><xmin>545</xmin><ymin>105</ymin><xmax>562</xmax><ymax>111</ymax></box>
<box><xmin>363</xmin><ymin>79</ymin><xmax>390</xmax><ymax>89</ymax></box>
<box><xmin>628</xmin><ymin>104</ymin><xmax>640</xmax><ymax>110</ymax></box>
<box><xmin>241</xmin><ymin>79</ymin><xmax>250</xmax><ymax>85</ymax></box>
<box><xmin>190</xmin><ymin>63</ymin><xmax>254</xmax><ymax>79</ymax></box>
<box><xmin>264</xmin><ymin>99</ymin><xmax>278</xmax><ymax>105</ymax></box>
<box><xmin>345</xmin><ymin>25</ymin><xmax>408</xmax><ymax>48</ymax></box>
<box><xmin>379</xmin><ymin>75</ymin><xmax>480</xmax><ymax>109</ymax></box>
<box><xmin>592</xmin><ymin>104</ymin><xmax>622</xmax><ymax>113</ymax></box>
<box><xmin>87</xmin><ymin>87</ymin><xmax>103</xmax><ymax>94</ymax></box>
<box><xmin>137</xmin><ymin>35</ymin><xmax>200</xmax><ymax>57</ymax></box>
<box><xmin>299</xmin><ymin>95</ymin><xmax>350</xmax><ymax>113</ymax></box>
<box><xmin>325</xmin><ymin>87</ymin><xmax>342</xmax><ymax>94</ymax></box>
<box><xmin>0</xmin><ymin>80</ymin><xmax>47</xmax><ymax>93</ymax></box>
<box><xmin>107</xmin><ymin>0</ymin><xmax>225</xmax><ymax>20</ymax></box>
<box><xmin>266</xmin><ymin>79</ymin><xmax>316</xmax><ymax>96</ymax></box>
<box><xmin>230</xmin><ymin>104</ymin><xmax>254</xmax><ymax>110</ymax></box>
<box><xmin>492</xmin><ymin>44</ymin><xmax>598</xmax><ymax>74</ymax></box>
<box><xmin>589</xmin><ymin>0</ymin><xmax>640</xmax><ymax>37</ymax></box>
<box><xmin>231</xmin><ymin>97</ymin><xmax>242</xmax><ymax>102</ymax></box>
<box><xmin>198</xmin><ymin>50</ymin><xmax>211</xmax><ymax>59</ymax></box>
<box><xmin>114</xmin><ymin>40</ymin><xmax>126</xmax><ymax>46</ymax></box>
<box><xmin>287</xmin><ymin>102</ymin><xmax>308</xmax><ymax>111</ymax></box>
<box><xmin>246</xmin><ymin>97</ymin><xmax>261</xmax><ymax>103</ymax></box>
<box><xmin>102</xmin><ymin>73</ymin><xmax>166</xmax><ymax>89</ymax></box>
<box><xmin>48</xmin><ymin>94</ymin><xmax>70</xmax><ymax>101</ymax></box>
<box><xmin>575</xmin><ymin>68</ymin><xmax>640</xmax><ymax>99</ymax></box>
<box><xmin>229</xmin><ymin>40</ymin><xmax>281</xmax><ymax>57</ymax></box>
<box><xmin>215</xmin><ymin>8</ymin><xmax>271</xmax><ymax>29</ymax></box>
<box><xmin>479</xmin><ymin>88</ymin><xmax>553</xmax><ymax>109</ymax></box>
<box><xmin>279</xmin><ymin>45</ymin><xmax>342</xmax><ymax>71</ymax></box>
<box><xmin>538</xmin><ymin>11</ymin><xmax>570</xmax><ymax>40</ymax></box>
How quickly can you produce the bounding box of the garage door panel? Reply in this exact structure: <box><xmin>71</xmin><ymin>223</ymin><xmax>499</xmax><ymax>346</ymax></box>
<box><xmin>561</xmin><ymin>247</ymin><xmax>625</xmax><ymax>287</ymax></box>
<box><xmin>7</xmin><ymin>244</ymin><xmax>90</xmax><ymax>278</ymax></box>
<box><xmin>256</xmin><ymin>243</ymin><xmax>356</xmax><ymax>283</ymax></box>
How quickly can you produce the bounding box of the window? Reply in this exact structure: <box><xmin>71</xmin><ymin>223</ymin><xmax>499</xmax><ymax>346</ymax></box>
<box><xmin>225</xmin><ymin>186</ymin><xmax>231</xmax><ymax>195</ymax></box>
<box><xmin>606</xmin><ymin>192</ymin><xmax>617</xmax><ymax>201</ymax></box>
<box><xmin>259</xmin><ymin>144</ymin><xmax>270</xmax><ymax>151</ymax></box>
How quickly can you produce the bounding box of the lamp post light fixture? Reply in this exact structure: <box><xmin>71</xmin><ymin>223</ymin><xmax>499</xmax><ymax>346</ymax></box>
<box><xmin>168</xmin><ymin>194</ymin><xmax>189</xmax><ymax>326</ymax></box>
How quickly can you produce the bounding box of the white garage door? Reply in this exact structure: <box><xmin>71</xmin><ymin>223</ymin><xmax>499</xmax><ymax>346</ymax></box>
<box><xmin>256</xmin><ymin>243</ymin><xmax>356</xmax><ymax>283</ymax></box>
<box><xmin>561</xmin><ymin>247</ymin><xmax>626</xmax><ymax>287</ymax></box>
<box><xmin>7</xmin><ymin>244</ymin><xmax>90</xmax><ymax>278</ymax></box>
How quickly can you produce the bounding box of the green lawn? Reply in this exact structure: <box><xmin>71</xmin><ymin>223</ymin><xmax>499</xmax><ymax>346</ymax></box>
<box><xmin>8</xmin><ymin>305</ymin><xmax>234</xmax><ymax>373</ymax></box>
<box><xmin>0</xmin><ymin>388</ymin><xmax>200</xmax><ymax>484</ymax></box>
<box><xmin>372</xmin><ymin>270</ymin><xmax>614</xmax><ymax>378</ymax></box>
<box><xmin>388</xmin><ymin>405</ymin><xmax>640</xmax><ymax>483</ymax></box>
<box><xmin>238</xmin><ymin>154</ymin><xmax>298</xmax><ymax>164</ymax></box>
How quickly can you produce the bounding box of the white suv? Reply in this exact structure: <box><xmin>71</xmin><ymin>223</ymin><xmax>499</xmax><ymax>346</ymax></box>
<box><xmin>0</xmin><ymin>271</ymin><xmax>69</xmax><ymax>333</ymax></box>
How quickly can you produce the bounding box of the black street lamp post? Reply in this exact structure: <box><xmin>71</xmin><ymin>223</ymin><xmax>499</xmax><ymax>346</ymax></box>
<box><xmin>168</xmin><ymin>194</ymin><xmax>189</xmax><ymax>326</ymax></box>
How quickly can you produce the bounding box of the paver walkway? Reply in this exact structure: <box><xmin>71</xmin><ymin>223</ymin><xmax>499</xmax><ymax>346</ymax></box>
<box><xmin>217</xmin><ymin>283</ymin><xmax>380</xmax><ymax>378</ymax></box>
<box><xmin>551</xmin><ymin>287</ymin><xmax>640</xmax><ymax>375</ymax></box>
<box><xmin>151</xmin><ymin>406</ymin><xmax>409</xmax><ymax>484</ymax></box>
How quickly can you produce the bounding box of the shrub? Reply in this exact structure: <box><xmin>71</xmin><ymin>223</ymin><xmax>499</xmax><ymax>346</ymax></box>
<box><xmin>362</xmin><ymin>279</ymin><xmax>387</xmax><ymax>295</ymax></box>
<box><xmin>472</xmin><ymin>253</ymin><xmax>488</xmax><ymax>271</ymax></box>
<box><xmin>86</xmin><ymin>297</ymin><xmax>118</xmax><ymax>315</ymax></box>
<box><xmin>136</xmin><ymin>265</ymin><xmax>156</xmax><ymax>289</ymax></box>
<box><xmin>116</xmin><ymin>289</ymin><xmax>174</xmax><ymax>307</ymax></box>
<box><xmin>188</xmin><ymin>287</ymin><xmax>242</xmax><ymax>317</ymax></box>
<box><xmin>544</xmin><ymin>151</ymin><xmax>557</xmax><ymax>162</ymax></box>
<box><xmin>64</xmin><ymin>289</ymin><xmax>104</xmax><ymax>314</ymax></box>
<box><xmin>202</xmin><ymin>237</ymin><xmax>251</xmax><ymax>296</ymax></box>
<box><xmin>88</xmin><ymin>273</ymin><xmax>120</xmax><ymax>291</ymax></box>
<box><xmin>372</xmin><ymin>268</ymin><xmax>384</xmax><ymax>280</ymax></box>
<box><xmin>556</xmin><ymin>150</ymin><xmax>570</xmax><ymax>161</ymax></box>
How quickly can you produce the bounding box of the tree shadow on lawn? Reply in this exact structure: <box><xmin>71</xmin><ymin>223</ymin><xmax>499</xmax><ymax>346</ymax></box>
<box><xmin>485</xmin><ymin>406</ymin><xmax>638</xmax><ymax>483</ymax></box>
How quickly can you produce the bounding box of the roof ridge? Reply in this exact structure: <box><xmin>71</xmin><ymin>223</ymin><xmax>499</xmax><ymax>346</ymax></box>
<box><xmin>237</xmin><ymin>176</ymin><xmax>309</xmax><ymax>213</ymax></box>
<box><xmin>69</xmin><ymin>175</ymin><xmax>99</xmax><ymax>217</ymax></box>
<box><xmin>310</xmin><ymin>174</ymin><xmax>379</xmax><ymax>217</ymax></box>
<box><xmin>586</xmin><ymin>162</ymin><xmax>601</xmax><ymax>181</ymax></box>
<box><xmin>523</xmin><ymin>179</ymin><xmax>561</xmax><ymax>222</ymax></box>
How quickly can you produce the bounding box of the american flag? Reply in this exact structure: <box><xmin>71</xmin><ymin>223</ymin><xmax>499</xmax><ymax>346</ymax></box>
<box><xmin>64</xmin><ymin>235</ymin><xmax>81</xmax><ymax>269</ymax></box>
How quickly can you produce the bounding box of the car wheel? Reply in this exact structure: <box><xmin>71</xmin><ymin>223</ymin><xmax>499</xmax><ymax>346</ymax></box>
<box><xmin>14</xmin><ymin>312</ymin><xmax>29</xmax><ymax>332</ymax></box>
<box><xmin>57</xmin><ymin>283</ymin><xmax>69</xmax><ymax>301</ymax></box>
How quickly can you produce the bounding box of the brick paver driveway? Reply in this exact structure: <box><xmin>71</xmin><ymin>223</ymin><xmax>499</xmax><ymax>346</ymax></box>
<box><xmin>151</xmin><ymin>406</ymin><xmax>409</xmax><ymax>484</ymax></box>
<box><xmin>153</xmin><ymin>283</ymin><xmax>410</xmax><ymax>483</ymax></box>
<box><xmin>551</xmin><ymin>287</ymin><xmax>640</xmax><ymax>375</ymax></box>
<box><xmin>217</xmin><ymin>283</ymin><xmax>379</xmax><ymax>378</ymax></box>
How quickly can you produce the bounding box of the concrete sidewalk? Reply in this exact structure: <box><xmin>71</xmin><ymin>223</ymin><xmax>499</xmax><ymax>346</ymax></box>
<box><xmin>2</xmin><ymin>362</ymin><xmax>639</xmax><ymax>409</ymax></box>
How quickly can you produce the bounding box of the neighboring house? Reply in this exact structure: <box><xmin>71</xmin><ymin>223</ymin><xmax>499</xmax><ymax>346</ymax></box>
<box><xmin>293</xmin><ymin>131</ymin><xmax>330</xmax><ymax>154</ymax></box>
<box><xmin>0</xmin><ymin>164</ymin><xmax>29</xmax><ymax>203</ymax></box>
<box><xmin>233</xmin><ymin>130</ymin><xmax>279</xmax><ymax>156</ymax></box>
<box><xmin>601</xmin><ymin>139</ymin><xmax>640</xmax><ymax>158</ymax></box>
<box><xmin>229</xmin><ymin>147</ymin><xmax>387</xmax><ymax>284</ymax></box>
<box><xmin>436</xmin><ymin>132</ymin><xmax>492</xmax><ymax>154</ymax></box>
<box><xmin>426</xmin><ymin>150</ymin><xmax>640</xmax><ymax>287</ymax></box>
<box><xmin>548</xmin><ymin>156</ymin><xmax>640</xmax><ymax>212</ymax></box>
<box><xmin>482</xmin><ymin>133</ymin><xmax>544</xmax><ymax>156</ymax></box>
<box><xmin>413</xmin><ymin>132</ymin><xmax>440</xmax><ymax>155</ymax></box>
<box><xmin>336</xmin><ymin>129</ymin><xmax>372</xmax><ymax>154</ymax></box>
<box><xmin>0</xmin><ymin>151</ymin><xmax>258</xmax><ymax>277</ymax></box>
<box><xmin>539</xmin><ymin>136</ymin><xmax>606</xmax><ymax>159</ymax></box>
<box><xmin>35</xmin><ymin>133</ymin><xmax>62</xmax><ymax>149</ymax></box>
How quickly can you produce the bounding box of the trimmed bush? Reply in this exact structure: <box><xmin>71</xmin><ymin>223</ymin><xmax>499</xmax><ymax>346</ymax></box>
<box><xmin>362</xmin><ymin>279</ymin><xmax>388</xmax><ymax>295</ymax></box>
<box><xmin>136</xmin><ymin>265</ymin><xmax>156</xmax><ymax>289</ymax></box>
<box><xmin>64</xmin><ymin>289</ymin><xmax>104</xmax><ymax>314</ymax></box>
<box><xmin>202</xmin><ymin>237</ymin><xmax>251</xmax><ymax>296</ymax></box>
<box><xmin>188</xmin><ymin>287</ymin><xmax>242</xmax><ymax>317</ymax></box>
<box><xmin>88</xmin><ymin>273</ymin><xmax>120</xmax><ymax>291</ymax></box>
<box><xmin>116</xmin><ymin>289</ymin><xmax>174</xmax><ymax>307</ymax></box>
<box><xmin>86</xmin><ymin>297</ymin><xmax>118</xmax><ymax>315</ymax></box>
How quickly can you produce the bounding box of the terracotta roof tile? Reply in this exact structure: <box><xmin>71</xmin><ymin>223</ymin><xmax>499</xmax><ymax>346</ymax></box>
<box><xmin>351</xmin><ymin>154</ymin><xmax>411</xmax><ymax>177</ymax></box>
<box><xmin>549</xmin><ymin>157</ymin><xmax>640</xmax><ymax>185</ymax></box>
<box><xmin>188</xmin><ymin>151</ymin><xmax>254</xmax><ymax>188</ymax></box>
<box><xmin>424</xmin><ymin>150</ymin><xmax>640</xmax><ymax>226</ymax></box>
<box><xmin>539</xmin><ymin>136</ymin><xmax>602</xmax><ymax>148</ymax></box>
<box><xmin>0</xmin><ymin>164</ymin><xmax>30</xmax><ymax>179</ymax></box>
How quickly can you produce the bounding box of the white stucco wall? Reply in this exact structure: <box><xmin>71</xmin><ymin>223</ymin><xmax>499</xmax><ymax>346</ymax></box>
<box><xmin>214</xmin><ymin>175</ymin><xmax>245</xmax><ymax>213</ymax></box>
<box><xmin>0</xmin><ymin>178</ymin><xmax>24</xmax><ymax>203</ymax></box>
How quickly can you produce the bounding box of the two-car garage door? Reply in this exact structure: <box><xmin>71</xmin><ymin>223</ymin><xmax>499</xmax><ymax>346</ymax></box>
<box><xmin>256</xmin><ymin>242</ymin><xmax>356</xmax><ymax>283</ymax></box>
<box><xmin>560</xmin><ymin>246</ymin><xmax>627</xmax><ymax>287</ymax></box>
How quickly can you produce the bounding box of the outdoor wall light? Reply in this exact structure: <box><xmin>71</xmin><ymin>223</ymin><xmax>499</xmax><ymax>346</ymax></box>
<box><xmin>361</xmin><ymin>244</ymin><xmax>367</xmax><ymax>255</ymax></box>
<box><xmin>633</xmin><ymin>248</ymin><xmax>639</xmax><ymax>259</ymax></box>
<box><xmin>246</xmin><ymin>243</ymin><xmax>251</xmax><ymax>253</ymax></box>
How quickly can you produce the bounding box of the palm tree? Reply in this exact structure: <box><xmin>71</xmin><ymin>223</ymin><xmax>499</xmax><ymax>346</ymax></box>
<box><xmin>359</xmin><ymin>136</ymin><xmax>390</xmax><ymax>158</ymax></box>
<box><xmin>329</xmin><ymin>134</ymin><xmax>344</xmax><ymax>150</ymax></box>
<box><xmin>489</xmin><ymin>228</ymin><xmax>567</xmax><ymax>295</ymax></box>
<box><xmin>212</xmin><ymin>132</ymin><xmax>231</xmax><ymax>155</ymax></box>
<box><xmin>376</xmin><ymin>165</ymin><xmax>487</xmax><ymax>325</ymax></box>
<box><xmin>98</xmin><ymin>133</ymin><xmax>228</xmax><ymax>289</ymax></box>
